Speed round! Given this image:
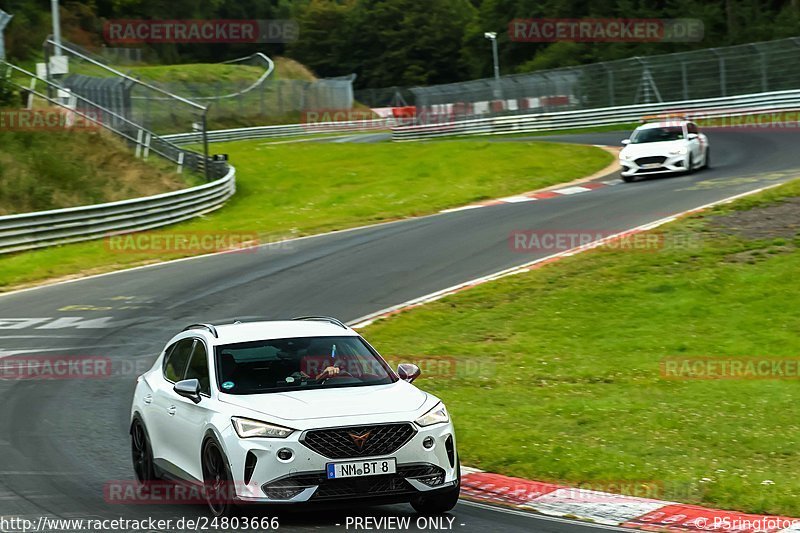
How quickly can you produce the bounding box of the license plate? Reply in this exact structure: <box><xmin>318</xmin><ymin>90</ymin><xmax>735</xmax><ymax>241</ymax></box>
<box><xmin>326</xmin><ymin>458</ymin><xmax>397</xmax><ymax>479</ymax></box>
<box><xmin>642</xmin><ymin>163</ymin><xmax>661</xmax><ymax>168</ymax></box>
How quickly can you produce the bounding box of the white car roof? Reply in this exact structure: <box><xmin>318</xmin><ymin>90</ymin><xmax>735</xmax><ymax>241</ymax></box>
<box><xmin>637</xmin><ymin>120</ymin><xmax>688</xmax><ymax>130</ymax></box>
<box><xmin>211</xmin><ymin>320</ymin><xmax>358</xmax><ymax>345</ymax></box>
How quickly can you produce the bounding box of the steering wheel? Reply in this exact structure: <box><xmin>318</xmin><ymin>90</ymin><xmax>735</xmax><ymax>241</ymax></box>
<box><xmin>315</xmin><ymin>369</ymin><xmax>352</xmax><ymax>384</ymax></box>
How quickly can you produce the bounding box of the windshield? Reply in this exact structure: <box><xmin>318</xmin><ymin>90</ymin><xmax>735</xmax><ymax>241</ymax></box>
<box><xmin>215</xmin><ymin>336</ymin><xmax>396</xmax><ymax>394</ymax></box>
<box><xmin>630</xmin><ymin>126</ymin><xmax>685</xmax><ymax>143</ymax></box>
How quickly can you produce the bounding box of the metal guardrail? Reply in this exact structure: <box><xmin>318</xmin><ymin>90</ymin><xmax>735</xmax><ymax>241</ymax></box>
<box><xmin>165</xmin><ymin>121</ymin><xmax>387</xmax><ymax>145</ymax></box>
<box><xmin>0</xmin><ymin>166</ymin><xmax>236</xmax><ymax>255</ymax></box>
<box><xmin>391</xmin><ymin>89</ymin><xmax>800</xmax><ymax>141</ymax></box>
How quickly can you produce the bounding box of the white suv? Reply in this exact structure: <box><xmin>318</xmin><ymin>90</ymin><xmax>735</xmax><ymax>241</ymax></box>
<box><xmin>130</xmin><ymin>317</ymin><xmax>460</xmax><ymax>516</ymax></box>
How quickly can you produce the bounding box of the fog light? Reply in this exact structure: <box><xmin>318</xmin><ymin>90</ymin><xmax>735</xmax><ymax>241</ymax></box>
<box><xmin>422</xmin><ymin>436</ymin><xmax>435</xmax><ymax>449</ymax></box>
<box><xmin>277</xmin><ymin>448</ymin><xmax>293</xmax><ymax>461</ymax></box>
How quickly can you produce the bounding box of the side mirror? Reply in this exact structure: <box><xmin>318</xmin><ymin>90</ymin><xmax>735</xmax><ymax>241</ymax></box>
<box><xmin>621</xmin><ymin>139</ymin><xmax>631</xmax><ymax>145</ymax></box>
<box><xmin>687</xmin><ymin>133</ymin><xmax>698</xmax><ymax>140</ymax></box>
<box><xmin>174</xmin><ymin>378</ymin><xmax>202</xmax><ymax>404</ymax></box>
<box><xmin>397</xmin><ymin>363</ymin><xmax>421</xmax><ymax>383</ymax></box>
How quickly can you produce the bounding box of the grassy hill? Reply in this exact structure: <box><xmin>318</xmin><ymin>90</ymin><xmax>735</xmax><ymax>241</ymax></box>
<box><xmin>0</xmin><ymin>129</ymin><xmax>196</xmax><ymax>215</ymax></box>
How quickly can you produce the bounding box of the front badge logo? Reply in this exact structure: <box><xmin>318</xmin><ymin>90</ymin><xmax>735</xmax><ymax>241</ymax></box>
<box><xmin>348</xmin><ymin>431</ymin><xmax>371</xmax><ymax>449</ymax></box>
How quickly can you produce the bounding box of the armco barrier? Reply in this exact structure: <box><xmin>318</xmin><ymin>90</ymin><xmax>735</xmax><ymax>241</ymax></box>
<box><xmin>391</xmin><ymin>89</ymin><xmax>800</xmax><ymax>140</ymax></box>
<box><xmin>165</xmin><ymin>120</ymin><xmax>388</xmax><ymax>145</ymax></box>
<box><xmin>0</xmin><ymin>166</ymin><xmax>235</xmax><ymax>255</ymax></box>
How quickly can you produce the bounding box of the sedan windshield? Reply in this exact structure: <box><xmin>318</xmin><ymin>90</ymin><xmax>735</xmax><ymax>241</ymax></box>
<box><xmin>631</xmin><ymin>126</ymin><xmax>684</xmax><ymax>143</ymax></box>
<box><xmin>215</xmin><ymin>336</ymin><xmax>396</xmax><ymax>394</ymax></box>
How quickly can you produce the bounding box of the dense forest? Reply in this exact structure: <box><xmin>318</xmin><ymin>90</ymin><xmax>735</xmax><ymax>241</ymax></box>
<box><xmin>3</xmin><ymin>0</ymin><xmax>800</xmax><ymax>88</ymax></box>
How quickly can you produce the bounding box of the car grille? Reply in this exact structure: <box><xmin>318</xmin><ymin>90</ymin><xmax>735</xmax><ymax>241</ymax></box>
<box><xmin>634</xmin><ymin>156</ymin><xmax>667</xmax><ymax>166</ymax></box>
<box><xmin>261</xmin><ymin>464</ymin><xmax>445</xmax><ymax>501</ymax></box>
<box><xmin>301</xmin><ymin>423</ymin><xmax>416</xmax><ymax>459</ymax></box>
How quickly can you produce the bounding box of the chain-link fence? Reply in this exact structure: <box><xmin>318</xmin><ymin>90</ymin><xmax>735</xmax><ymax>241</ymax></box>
<box><xmin>53</xmin><ymin>39</ymin><xmax>355</xmax><ymax>130</ymax></box>
<box><xmin>354</xmin><ymin>86</ymin><xmax>414</xmax><ymax>108</ymax></box>
<box><xmin>37</xmin><ymin>38</ymin><xmax>231</xmax><ymax>180</ymax></box>
<box><xmin>152</xmin><ymin>73</ymin><xmax>356</xmax><ymax>129</ymax></box>
<box><xmin>412</xmin><ymin>37</ymin><xmax>800</xmax><ymax>123</ymax></box>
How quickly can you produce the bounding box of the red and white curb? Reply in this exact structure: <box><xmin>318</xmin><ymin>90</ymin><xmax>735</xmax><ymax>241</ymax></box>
<box><xmin>350</xmin><ymin>181</ymin><xmax>787</xmax><ymax>329</ymax></box>
<box><xmin>459</xmin><ymin>470</ymin><xmax>800</xmax><ymax>532</ymax></box>
<box><xmin>440</xmin><ymin>179</ymin><xmax>621</xmax><ymax>213</ymax></box>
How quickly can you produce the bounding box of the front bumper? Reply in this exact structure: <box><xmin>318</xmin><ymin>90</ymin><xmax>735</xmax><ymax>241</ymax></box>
<box><xmin>220</xmin><ymin>420</ymin><xmax>458</xmax><ymax>504</ymax></box>
<box><xmin>620</xmin><ymin>154</ymin><xmax>689</xmax><ymax>176</ymax></box>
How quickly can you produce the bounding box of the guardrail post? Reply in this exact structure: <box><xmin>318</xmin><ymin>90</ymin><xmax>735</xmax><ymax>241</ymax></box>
<box><xmin>202</xmin><ymin>108</ymin><xmax>210</xmax><ymax>181</ymax></box>
<box><xmin>134</xmin><ymin>129</ymin><xmax>144</xmax><ymax>158</ymax></box>
<box><xmin>143</xmin><ymin>132</ymin><xmax>151</xmax><ymax>160</ymax></box>
<box><xmin>177</xmin><ymin>151</ymin><xmax>184</xmax><ymax>174</ymax></box>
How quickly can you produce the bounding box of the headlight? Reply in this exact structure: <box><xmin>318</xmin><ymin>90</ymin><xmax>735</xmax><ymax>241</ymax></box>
<box><xmin>415</xmin><ymin>403</ymin><xmax>449</xmax><ymax>427</ymax></box>
<box><xmin>669</xmin><ymin>147</ymin><xmax>688</xmax><ymax>155</ymax></box>
<box><xmin>620</xmin><ymin>152</ymin><xmax>633</xmax><ymax>161</ymax></box>
<box><xmin>231</xmin><ymin>417</ymin><xmax>294</xmax><ymax>438</ymax></box>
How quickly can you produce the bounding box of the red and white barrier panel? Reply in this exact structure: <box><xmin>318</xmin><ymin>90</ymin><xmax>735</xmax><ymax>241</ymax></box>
<box><xmin>461</xmin><ymin>471</ymin><xmax>800</xmax><ymax>532</ymax></box>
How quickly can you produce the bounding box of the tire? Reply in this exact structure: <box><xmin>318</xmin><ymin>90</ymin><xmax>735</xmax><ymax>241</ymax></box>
<box><xmin>703</xmin><ymin>148</ymin><xmax>710</xmax><ymax>169</ymax></box>
<box><xmin>621</xmin><ymin>173</ymin><xmax>635</xmax><ymax>183</ymax></box>
<box><xmin>201</xmin><ymin>439</ymin><xmax>236</xmax><ymax>517</ymax></box>
<box><xmin>411</xmin><ymin>463</ymin><xmax>460</xmax><ymax>515</ymax></box>
<box><xmin>131</xmin><ymin>420</ymin><xmax>157</xmax><ymax>485</ymax></box>
<box><xmin>685</xmin><ymin>154</ymin><xmax>694</xmax><ymax>175</ymax></box>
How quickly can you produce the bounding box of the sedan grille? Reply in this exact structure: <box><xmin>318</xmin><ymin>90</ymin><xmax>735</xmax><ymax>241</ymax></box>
<box><xmin>301</xmin><ymin>423</ymin><xmax>416</xmax><ymax>459</ymax></box>
<box><xmin>634</xmin><ymin>156</ymin><xmax>667</xmax><ymax>166</ymax></box>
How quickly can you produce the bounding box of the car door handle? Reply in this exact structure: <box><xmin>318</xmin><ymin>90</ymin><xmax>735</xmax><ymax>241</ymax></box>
<box><xmin>167</xmin><ymin>405</ymin><xmax>177</xmax><ymax>416</ymax></box>
<box><xmin>143</xmin><ymin>394</ymin><xmax>153</xmax><ymax>405</ymax></box>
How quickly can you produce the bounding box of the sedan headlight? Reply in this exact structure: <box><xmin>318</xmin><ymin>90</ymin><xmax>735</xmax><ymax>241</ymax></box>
<box><xmin>620</xmin><ymin>152</ymin><xmax>633</xmax><ymax>161</ymax></box>
<box><xmin>669</xmin><ymin>147</ymin><xmax>688</xmax><ymax>155</ymax></box>
<box><xmin>415</xmin><ymin>403</ymin><xmax>449</xmax><ymax>427</ymax></box>
<box><xmin>231</xmin><ymin>417</ymin><xmax>294</xmax><ymax>438</ymax></box>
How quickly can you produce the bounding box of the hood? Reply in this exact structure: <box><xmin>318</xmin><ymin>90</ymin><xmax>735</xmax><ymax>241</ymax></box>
<box><xmin>621</xmin><ymin>140</ymin><xmax>686</xmax><ymax>158</ymax></box>
<box><xmin>219</xmin><ymin>381</ymin><xmax>428</xmax><ymax>421</ymax></box>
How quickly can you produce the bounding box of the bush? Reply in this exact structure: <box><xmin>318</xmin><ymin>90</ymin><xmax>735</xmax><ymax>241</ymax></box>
<box><xmin>0</xmin><ymin>70</ymin><xmax>17</xmax><ymax>107</ymax></box>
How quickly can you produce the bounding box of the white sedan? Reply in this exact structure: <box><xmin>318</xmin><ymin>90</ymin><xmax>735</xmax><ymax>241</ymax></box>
<box><xmin>130</xmin><ymin>317</ymin><xmax>460</xmax><ymax>516</ymax></box>
<box><xmin>619</xmin><ymin>120</ymin><xmax>709</xmax><ymax>182</ymax></box>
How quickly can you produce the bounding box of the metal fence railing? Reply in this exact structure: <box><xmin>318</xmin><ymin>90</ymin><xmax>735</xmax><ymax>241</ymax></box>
<box><xmin>392</xmin><ymin>88</ymin><xmax>800</xmax><ymax>141</ymax></box>
<box><xmin>165</xmin><ymin>120</ymin><xmax>387</xmax><ymax>146</ymax></box>
<box><xmin>411</xmin><ymin>37</ymin><xmax>800</xmax><ymax>123</ymax></box>
<box><xmin>51</xmin><ymin>38</ymin><xmax>356</xmax><ymax>130</ymax></box>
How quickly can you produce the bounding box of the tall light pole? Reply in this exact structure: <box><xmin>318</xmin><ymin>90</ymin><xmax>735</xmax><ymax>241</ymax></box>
<box><xmin>51</xmin><ymin>0</ymin><xmax>62</xmax><ymax>56</ymax></box>
<box><xmin>484</xmin><ymin>31</ymin><xmax>501</xmax><ymax>100</ymax></box>
<box><xmin>484</xmin><ymin>31</ymin><xmax>500</xmax><ymax>81</ymax></box>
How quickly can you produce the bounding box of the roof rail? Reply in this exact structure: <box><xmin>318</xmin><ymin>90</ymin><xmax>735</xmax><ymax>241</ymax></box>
<box><xmin>292</xmin><ymin>316</ymin><xmax>348</xmax><ymax>329</ymax></box>
<box><xmin>183</xmin><ymin>323</ymin><xmax>219</xmax><ymax>338</ymax></box>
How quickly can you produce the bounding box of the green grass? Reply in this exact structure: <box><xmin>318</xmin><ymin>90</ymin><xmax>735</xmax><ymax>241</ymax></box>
<box><xmin>0</xmin><ymin>140</ymin><xmax>611</xmax><ymax>290</ymax></box>
<box><xmin>0</xmin><ymin>130</ymin><xmax>195</xmax><ymax>215</ymax></box>
<box><xmin>360</xmin><ymin>179</ymin><xmax>800</xmax><ymax>516</ymax></box>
